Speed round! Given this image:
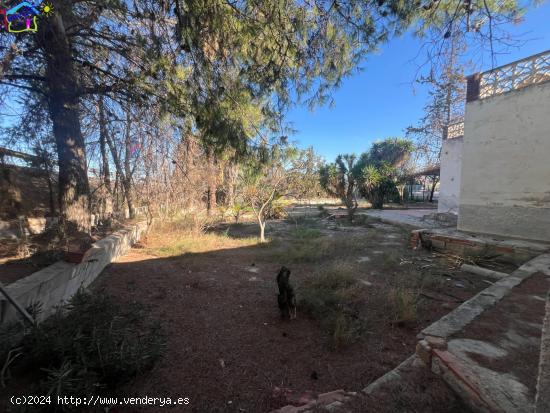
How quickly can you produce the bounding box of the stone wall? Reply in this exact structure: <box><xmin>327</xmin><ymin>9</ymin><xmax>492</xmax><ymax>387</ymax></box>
<box><xmin>0</xmin><ymin>222</ymin><xmax>147</xmax><ymax>325</ymax></box>
<box><xmin>0</xmin><ymin>164</ymin><xmax>56</xmax><ymax>220</ymax></box>
<box><xmin>438</xmin><ymin>137</ymin><xmax>463</xmax><ymax>215</ymax></box>
<box><xmin>458</xmin><ymin>80</ymin><xmax>550</xmax><ymax>242</ymax></box>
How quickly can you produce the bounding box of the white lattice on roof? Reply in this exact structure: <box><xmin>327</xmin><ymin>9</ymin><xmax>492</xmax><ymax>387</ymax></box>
<box><xmin>446</xmin><ymin>121</ymin><xmax>464</xmax><ymax>139</ymax></box>
<box><xmin>479</xmin><ymin>50</ymin><xmax>550</xmax><ymax>99</ymax></box>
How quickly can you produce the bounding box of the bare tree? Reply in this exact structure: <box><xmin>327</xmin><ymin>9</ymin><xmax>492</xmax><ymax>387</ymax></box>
<box><xmin>241</xmin><ymin>147</ymin><xmax>310</xmax><ymax>242</ymax></box>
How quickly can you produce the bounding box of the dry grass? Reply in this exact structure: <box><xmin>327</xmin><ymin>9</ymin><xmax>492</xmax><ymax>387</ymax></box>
<box><xmin>145</xmin><ymin>233</ymin><xmax>260</xmax><ymax>257</ymax></box>
<box><xmin>264</xmin><ymin>235</ymin><xmax>367</xmax><ymax>264</ymax></box>
<box><xmin>143</xmin><ymin>215</ymin><xmax>260</xmax><ymax>257</ymax></box>
<box><xmin>298</xmin><ymin>262</ymin><xmax>368</xmax><ymax>349</ymax></box>
<box><xmin>386</xmin><ymin>287</ymin><xmax>418</xmax><ymax>325</ymax></box>
<box><xmin>290</xmin><ymin>227</ymin><xmax>322</xmax><ymax>239</ymax></box>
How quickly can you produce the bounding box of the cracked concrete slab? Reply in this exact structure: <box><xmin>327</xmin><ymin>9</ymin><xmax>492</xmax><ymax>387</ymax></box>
<box><xmin>424</xmin><ymin>266</ymin><xmax>548</xmax><ymax>413</ymax></box>
<box><xmin>420</xmin><ymin>256</ymin><xmax>546</xmax><ymax>340</ymax></box>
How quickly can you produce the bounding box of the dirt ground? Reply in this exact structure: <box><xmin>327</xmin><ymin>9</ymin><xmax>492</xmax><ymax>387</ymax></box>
<box><xmin>321</xmin><ymin>361</ymin><xmax>473</xmax><ymax>413</ymax></box>
<box><xmin>89</xmin><ymin>208</ymin><xmax>489</xmax><ymax>412</ymax></box>
<box><xmin>0</xmin><ymin>237</ymin><xmax>61</xmax><ymax>284</ymax></box>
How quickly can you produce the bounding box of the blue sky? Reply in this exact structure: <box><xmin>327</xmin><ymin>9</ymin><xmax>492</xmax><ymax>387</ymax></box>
<box><xmin>287</xmin><ymin>2</ymin><xmax>550</xmax><ymax>161</ymax></box>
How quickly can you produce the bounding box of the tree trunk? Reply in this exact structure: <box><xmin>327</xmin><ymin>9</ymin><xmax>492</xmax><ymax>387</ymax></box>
<box><xmin>226</xmin><ymin>161</ymin><xmax>237</xmax><ymax>207</ymax></box>
<box><xmin>124</xmin><ymin>109</ymin><xmax>135</xmax><ymax>219</ymax></box>
<box><xmin>370</xmin><ymin>191</ymin><xmax>384</xmax><ymax>209</ymax></box>
<box><xmin>429</xmin><ymin>176</ymin><xmax>439</xmax><ymax>203</ymax></box>
<box><xmin>98</xmin><ymin>96</ymin><xmax>113</xmax><ymax>218</ymax></box>
<box><xmin>46</xmin><ymin>170</ymin><xmax>56</xmax><ymax>217</ymax></box>
<box><xmin>114</xmin><ymin>170</ymin><xmax>121</xmax><ymax>214</ymax></box>
<box><xmin>123</xmin><ymin>177</ymin><xmax>134</xmax><ymax>219</ymax></box>
<box><xmin>346</xmin><ymin>206</ymin><xmax>354</xmax><ymax>222</ymax></box>
<box><xmin>422</xmin><ymin>179</ymin><xmax>426</xmax><ymax>202</ymax></box>
<box><xmin>105</xmin><ymin>119</ymin><xmax>134</xmax><ymax>220</ymax></box>
<box><xmin>397</xmin><ymin>184</ymin><xmax>405</xmax><ymax>206</ymax></box>
<box><xmin>206</xmin><ymin>149</ymin><xmax>216</xmax><ymax>215</ymax></box>
<box><xmin>40</xmin><ymin>150</ymin><xmax>56</xmax><ymax>216</ymax></box>
<box><xmin>259</xmin><ymin>219</ymin><xmax>266</xmax><ymax>243</ymax></box>
<box><xmin>40</xmin><ymin>11</ymin><xmax>90</xmax><ymax>233</ymax></box>
<box><xmin>344</xmin><ymin>197</ymin><xmax>357</xmax><ymax>221</ymax></box>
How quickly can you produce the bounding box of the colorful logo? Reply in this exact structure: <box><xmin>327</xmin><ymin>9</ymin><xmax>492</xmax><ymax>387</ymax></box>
<box><xmin>0</xmin><ymin>1</ymin><xmax>52</xmax><ymax>33</ymax></box>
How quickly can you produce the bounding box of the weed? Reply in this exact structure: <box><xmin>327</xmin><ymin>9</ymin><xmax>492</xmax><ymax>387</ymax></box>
<box><xmin>387</xmin><ymin>287</ymin><xmax>417</xmax><ymax>325</ymax></box>
<box><xmin>382</xmin><ymin>252</ymin><xmax>400</xmax><ymax>269</ymax></box>
<box><xmin>290</xmin><ymin>227</ymin><xmax>322</xmax><ymax>239</ymax></box>
<box><xmin>330</xmin><ymin>311</ymin><xmax>356</xmax><ymax>349</ymax></box>
<box><xmin>298</xmin><ymin>263</ymin><xmax>367</xmax><ymax>349</ymax></box>
<box><xmin>349</xmin><ymin>214</ymin><xmax>370</xmax><ymax>226</ymax></box>
<box><xmin>264</xmin><ymin>236</ymin><xmax>366</xmax><ymax>264</ymax></box>
<box><xmin>152</xmin><ymin>212</ymin><xmax>215</xmax><ymax>236</ymax></box>
<box><xmin>286</xmin><ymin>215</ymin><xmax>318</xmax><ymax>227</ymax></box>
<box><xmin>418</xmin><ymin>270</ymin><xmax>446</xmax><ymax>291</ymax></box>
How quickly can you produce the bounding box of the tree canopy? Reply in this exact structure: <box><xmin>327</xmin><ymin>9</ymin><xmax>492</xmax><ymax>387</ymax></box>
<box><xmin>0</xmin><ymin>0</ymin><xmax>536</xmax><ymax>231</ymax></box>
<box><xmin>356</xmin><ymin>138</ymin><xmax>413</xmax><ymax>208</ymax></box>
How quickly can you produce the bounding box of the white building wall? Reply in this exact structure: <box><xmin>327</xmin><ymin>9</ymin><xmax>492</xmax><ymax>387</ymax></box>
<box><xmin>458</xmin><ymin>80</ymin><xmax>550</xmax><ymax>242</ymax></box>
<box><xmin>438</xmin><ymin>137</ymin><xmax>463</xmax><ymax>215</ymax></box>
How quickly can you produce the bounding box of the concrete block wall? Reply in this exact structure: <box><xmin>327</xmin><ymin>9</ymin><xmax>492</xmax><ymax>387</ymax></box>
<box><xmin>0</xmin><ymin>222</ymin><xmax>147</xmax><ymax>325</ymax></box>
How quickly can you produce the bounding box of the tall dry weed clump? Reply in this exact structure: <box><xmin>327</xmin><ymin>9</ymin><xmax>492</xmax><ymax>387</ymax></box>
<box><xmin>298</xmin><ymin>262</ymin><xmax>368</xmax><ymax>349</ymax></box>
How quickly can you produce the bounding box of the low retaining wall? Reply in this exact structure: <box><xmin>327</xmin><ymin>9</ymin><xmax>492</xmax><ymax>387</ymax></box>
<box><xmin>0</xmin><ymin>222</ymin><xmax>147</xmax><ymax>325</ymax></box>
<box><xmin>418</xmin><ymin>228</ymin><xmax>550</xmax><ymax>265</ymax></box>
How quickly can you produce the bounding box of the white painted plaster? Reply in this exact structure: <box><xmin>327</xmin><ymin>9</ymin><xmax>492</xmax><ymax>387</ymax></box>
<box><xmin>438</xmin><ymin>137</ymin><xmax>463</xmax><ymax>214</ymax></box>
<box><xmin>458</xmin><ymin>81</ymin><xmax>550</xmax><ymax>241</ymax></box>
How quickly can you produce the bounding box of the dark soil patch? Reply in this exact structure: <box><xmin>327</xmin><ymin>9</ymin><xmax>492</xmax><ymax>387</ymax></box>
<box><xmin>0</xmin><ymin>259</ymin><xmax>45</xmax><ymax>284</ymax></box>
<box><xmin>82</xmin><ymin>220</ymin><xmax>486</xmax><ymax>412</ymax></box>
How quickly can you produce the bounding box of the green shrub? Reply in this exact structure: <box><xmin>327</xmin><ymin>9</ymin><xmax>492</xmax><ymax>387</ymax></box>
<box><xmin>290</xmin><ymin>227</ymin><xmax>322</xmax><ymax>239</ymax></box>
<box><xmin>230</xmin><ymin>202</ymin><xmax>251</xmax><ymax>223</ymax></box>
